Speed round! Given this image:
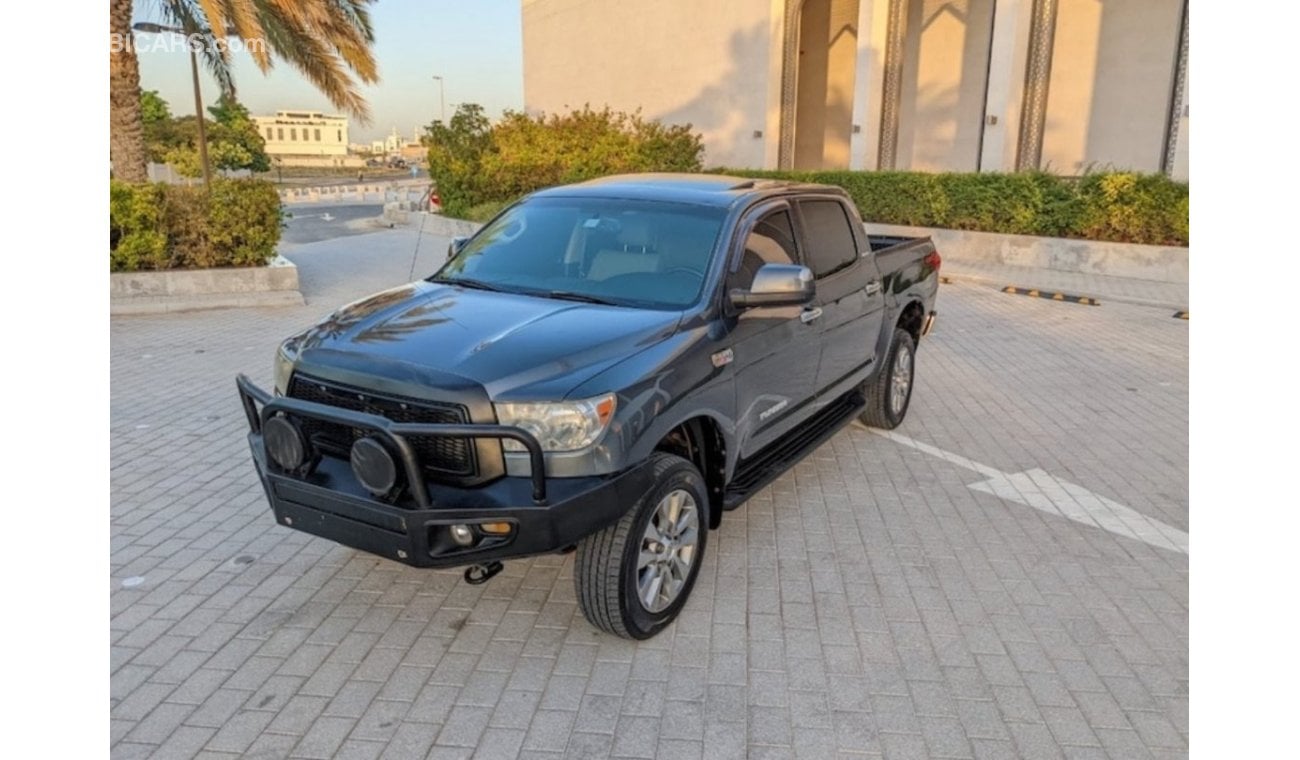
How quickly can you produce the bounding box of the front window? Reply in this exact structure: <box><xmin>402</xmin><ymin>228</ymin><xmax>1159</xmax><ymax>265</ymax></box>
<box><xmin>435</xmin><ymin>197</ymin><xmax>727</xmax><ymax>310</ymax></box>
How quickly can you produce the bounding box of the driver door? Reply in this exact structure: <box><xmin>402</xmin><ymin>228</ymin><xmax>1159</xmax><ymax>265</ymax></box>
<box><xmin>725</xmin><ymin>202</ymin><xmax>824</xmax><ymax>458</ymax></box>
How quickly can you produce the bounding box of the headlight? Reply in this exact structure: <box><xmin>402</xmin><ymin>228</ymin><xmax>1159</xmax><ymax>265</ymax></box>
<box><xmin>273</xmin><ymin>344</ymin><xmax>295</xmax><ymax>395</ymax></box>
<box><xmin>494</xmin><ymin>394</ymin><xmax>616</xmax><ymax>452</ymax></box>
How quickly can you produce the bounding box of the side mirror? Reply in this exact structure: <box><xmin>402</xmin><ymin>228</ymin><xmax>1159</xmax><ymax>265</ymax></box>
<box><xmin>729</xmin><ymin>264</ymin><xmax>814</xmax><ymax>309</ymax></box>
<box><xmin>446</xmin><ymin>235</ymin><xmax>469</xmax><ymax>261</ymax></box>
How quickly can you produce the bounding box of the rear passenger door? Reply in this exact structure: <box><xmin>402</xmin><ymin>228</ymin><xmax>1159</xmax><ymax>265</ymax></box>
<box><xmin>794</xmin><ymin>197</ymin><xmax>887</xmax><ymax>401</ymax></box>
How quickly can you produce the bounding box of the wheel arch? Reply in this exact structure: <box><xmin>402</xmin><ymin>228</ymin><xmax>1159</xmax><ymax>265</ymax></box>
<box><xmin>651</xmin><ymin>415</ymin><xmax>727</xmax><ymax>529</ymax></box>
<box><xmin>897</xmin><ymin>298</ymin><xmax>926</xmax><ymax>343</ymax></box>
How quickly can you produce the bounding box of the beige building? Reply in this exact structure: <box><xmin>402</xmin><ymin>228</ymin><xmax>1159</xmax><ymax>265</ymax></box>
<box><xmin>252</xmin><ymin>110</ymin><xmax>352</xmax><ymax>167</ymax></box>
<box><xmin>522</xmin><ymin>0</ymin><xmax>1188</xmax><ymax>179</ymax></box>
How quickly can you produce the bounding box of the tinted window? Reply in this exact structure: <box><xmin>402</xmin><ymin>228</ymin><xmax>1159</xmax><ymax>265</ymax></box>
<box><xmin>733</xmin><ymin>209</ymin><xmax>798</xmax><ymax>290</ymax></box>
<box><xmin>438</xmin><ymin>198</ymin><xmax>727</xmax><ymax>310</ymax></box>
<box><xmin>799</xmin><ymin>200</ymin><xmax>859</xmax><ymax>277</ymax></box>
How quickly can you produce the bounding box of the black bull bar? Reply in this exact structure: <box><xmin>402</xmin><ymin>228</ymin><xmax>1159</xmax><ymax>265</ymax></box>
<box><xmin>236</xmin><ymin>374</ymin><xmax>548</xmax><ymax>505</ymax></box>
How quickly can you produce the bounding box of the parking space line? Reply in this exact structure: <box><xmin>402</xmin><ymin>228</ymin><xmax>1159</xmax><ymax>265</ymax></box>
<box><xmin>866</xmin><ymin>427</ymin><xmax>1188</xmax><ymax>554</ymax></box>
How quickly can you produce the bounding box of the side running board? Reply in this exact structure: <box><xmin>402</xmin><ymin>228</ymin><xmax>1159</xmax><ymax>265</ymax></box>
<box><xmin>723</xmin><ymin>391</ymin><xmax>866</xmax><ymax>511</ymax></box>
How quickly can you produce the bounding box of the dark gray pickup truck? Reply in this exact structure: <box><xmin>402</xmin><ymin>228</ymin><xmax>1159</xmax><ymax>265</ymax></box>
<box><xmin>237</xmin><ymin>173</ymin><xmax>940</xmax><ymax>638</ymax></box>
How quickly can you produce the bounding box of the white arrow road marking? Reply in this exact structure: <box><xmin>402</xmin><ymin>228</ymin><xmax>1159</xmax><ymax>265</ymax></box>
<box><xmin>866</xmin><ymin>428</ymin><xmax>1188</xmax><ymax>554</ymax></box>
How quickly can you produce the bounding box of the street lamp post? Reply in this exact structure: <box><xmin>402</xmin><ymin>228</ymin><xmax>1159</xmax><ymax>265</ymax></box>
<box><xmin>133</xmin><ymin>22</ymin><xmax>212</xmax><ymax>191</ymax></box>
<box><xmin>432</xmin><ymin>75</ymin><xmax>446</xmax><ymax>124</ymax></box>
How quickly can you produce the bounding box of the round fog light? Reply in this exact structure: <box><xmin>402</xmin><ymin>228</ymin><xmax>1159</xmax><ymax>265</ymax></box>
<box><xmin>449</xmin><ymin>524</ymin><xmax>474</xmax><ymax>546</ymax></box>
<box><xmin>350</xmin><ymin>437</ymin><xmax>398</xmax><ymax>496</ymax></box>
<box><xmin>264</xmin><ymin>415</ymin><xmax>307</xmax><ymax>471</ymax></box>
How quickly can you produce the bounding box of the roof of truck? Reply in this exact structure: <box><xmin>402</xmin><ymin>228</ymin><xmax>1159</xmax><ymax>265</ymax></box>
<box><xmin>528</xmin><ymin>173</ymin><xmax>845</xmax><ymax>207</ymax></box>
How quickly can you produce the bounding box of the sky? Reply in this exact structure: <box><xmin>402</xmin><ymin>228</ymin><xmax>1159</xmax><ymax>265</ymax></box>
<box><xmin>134</xmin><ymin>0</ymin><xmax>525</xmax><ymax>144</ymax></box>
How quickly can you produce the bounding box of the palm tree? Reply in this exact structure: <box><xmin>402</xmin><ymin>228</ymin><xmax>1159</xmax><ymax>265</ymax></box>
<box><xmin>110</xmin><ymin>0</ymin><xmax>379</xmax><ymax>183</ymax></box>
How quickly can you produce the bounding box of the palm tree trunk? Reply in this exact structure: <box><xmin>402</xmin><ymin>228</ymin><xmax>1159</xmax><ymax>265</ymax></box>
<box><xmin>110</xmin><ymin>0</ymin><xmax>148</xmax><ymax>182</ymax></box>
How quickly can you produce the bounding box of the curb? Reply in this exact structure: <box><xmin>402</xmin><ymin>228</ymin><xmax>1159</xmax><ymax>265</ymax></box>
<box><xmin>110</xmin><ymin>255</ymin><xmax>305</xmax><ymax>316</ymax></box>
<box><xmin>111</xmin><ymin>290</ymin><xmax>305</xmax><ymax>315</ymax></box>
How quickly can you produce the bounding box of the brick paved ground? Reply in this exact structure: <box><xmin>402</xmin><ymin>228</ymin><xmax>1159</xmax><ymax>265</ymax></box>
<box><xmin>110</xmin><ymin>226</ymin><xmax>1188</xmax><ymax>759</ymax></box>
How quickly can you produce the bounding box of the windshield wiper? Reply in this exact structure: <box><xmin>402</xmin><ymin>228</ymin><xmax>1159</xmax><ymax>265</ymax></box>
<box><xmin>544</xmin><ymin>290</ymin><xmax>621</xmax><ymax>306</ymax></box>
<box><xmin>429</xmin><ymin>276</ymin><xmax>507</xmax><ymax>293</ymax></box>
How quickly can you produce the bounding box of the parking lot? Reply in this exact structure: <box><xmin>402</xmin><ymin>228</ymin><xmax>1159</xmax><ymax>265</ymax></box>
<box><xmin>110</xmin><ymin>225</ymin><xmax>1188</xmax><ymax>759</ymax></box>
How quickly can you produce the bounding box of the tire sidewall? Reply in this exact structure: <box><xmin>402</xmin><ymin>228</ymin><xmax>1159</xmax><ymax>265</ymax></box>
<box><xmin>619</xmin><ymin>460</ymin><xmax>709</xmax><ymax>639</ymax></box>
<box><xmin>885</xmin><ymin>329</ymin><xmax>916</xmax><ymax>427</ymax></box>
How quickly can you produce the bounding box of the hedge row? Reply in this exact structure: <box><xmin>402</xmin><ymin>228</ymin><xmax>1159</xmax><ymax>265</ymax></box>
<box><xmin>428</xmin><ymin>105</ymin><xmax>704</xmax><ymax>219</ymax></box>
<box><xmin>110</xmin><ymin>179</ymin><xmax>283</xmax><ymax>271</ymax></box>
<box><xmin>719</xmin><ymin>169</ymin><xmax>1188</xmax><ymax>247</ymax></box>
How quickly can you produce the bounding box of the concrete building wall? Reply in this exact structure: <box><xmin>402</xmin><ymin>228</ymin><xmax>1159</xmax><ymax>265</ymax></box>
<box><xmin>895</xmin><ymin>0</ymin><xmax>996</xmax><ymax>171</ymax></box>
<box><xmin>521</xmin><ymin>0</ymin><xmax>775</xmax><ymax>168</ymax></box>
<box><xmin>522</xmin><ymin>0</ymin><xmax>1188</xmax><ymax>177</ymax></box>
<box><xmin>1040</xmin><ymin>0</ymin><xmax>1182</xmax><ymax>174</ymax></box>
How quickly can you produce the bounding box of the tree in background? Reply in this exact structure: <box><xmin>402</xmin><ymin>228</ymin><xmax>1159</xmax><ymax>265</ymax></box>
<box><xmin>110</xmin><ymin>0</ymin><xmax>379</xmax><ymax>183</ymax></box>
<box><xmin>424</xmin><ymin>105</ymin><xmax>494</xmax><ymax>217</ymax></box>
<box><xmin>144</xmin><ymin>92</ymin><xmax>270</xmax><ymax>176</ymax></box>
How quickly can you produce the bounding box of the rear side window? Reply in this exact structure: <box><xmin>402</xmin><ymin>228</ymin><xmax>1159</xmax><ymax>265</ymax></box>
<box><xmin>798</xmin><ymin>200</ymin><xmax>859</xmax><ymax>278</ymax></box>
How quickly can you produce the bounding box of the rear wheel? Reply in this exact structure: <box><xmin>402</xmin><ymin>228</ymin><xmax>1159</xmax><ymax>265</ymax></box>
<box><xmin>860</xmin><ymin>327</ymin><xmax>916</xmax><ymax>429</ymax></box>
<box><xmin>574</xmin><ymin>453</ymin><xmax>708</xmax><ymax>639</ymax></box>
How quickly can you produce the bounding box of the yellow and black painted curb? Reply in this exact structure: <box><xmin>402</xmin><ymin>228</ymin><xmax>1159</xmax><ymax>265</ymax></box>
<box><xmin>1172</xmin><ymin>310</ymin><xmax>1189</xmax><ymax>320</ymax></box>
<box><xmin>1002</xmin><ymin>286</ymin><xmax>1100</xmax><ymax>306</ymax></box>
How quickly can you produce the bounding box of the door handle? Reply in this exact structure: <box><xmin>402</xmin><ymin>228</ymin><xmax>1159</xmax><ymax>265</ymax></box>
<box><xmin>800</xmin><ymin>306</ymin><xmax>823</xmax><ymax>324</ymax></box>
<box><xmin>865</xmin><ymin>281</ymin><xmax>882</xmax><ymax>296</ymax></box>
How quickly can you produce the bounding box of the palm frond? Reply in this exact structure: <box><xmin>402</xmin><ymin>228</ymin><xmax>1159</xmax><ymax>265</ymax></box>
<box><xmin>223</xmin><ymin>0</ymin><xmax>272</xmax><ymax>70</ymax></box>
<box><xmin>146</xmin><ymin>0</ymin><xmax>379</xmax><ymax>120</ymax></box>
<box><xmin>257</xmin><ymin>8</ymin><xmax>372</xmax><ymax>122</ymax></box>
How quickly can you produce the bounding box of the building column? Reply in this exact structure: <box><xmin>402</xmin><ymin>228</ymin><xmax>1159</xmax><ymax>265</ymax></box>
<box><xmin>1014</xmin><ymin>0</ymin><xmax>1059</xmax><ymax>171</ymax></box>
<box><xmin>777</xmin><ymin>1</ymin><xmax>802</xmax><ymax>170</ymax></box>
<box><xmin>1162</xmin><ymin>0</ymin><xmax>1189</xmax><ymax>179</ymax></box>
<box><xmin>851</xmin><ymin>0</ymin><xmax>889</xmax><ymax>169</ymax></box>
<box><xmin>875</xmin><ymin>0</ymin><xmax>908</xmax><ymax>170</ymax></box>
<box><xmin>978</xmin><ymin>0</ymin><xmax>1033</xmax><ymax>172</ymax></box>
<box><xmin>765</xmin><ymin>0</ymin><xmax>788</xmax><ymax>169</ymax></box>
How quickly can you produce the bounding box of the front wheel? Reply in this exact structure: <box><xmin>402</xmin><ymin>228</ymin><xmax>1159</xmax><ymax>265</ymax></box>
<box><xmin>574</xmin><ymin>453</ymin><xmax>708</xmax><ymax>639</ymax></box>
<box><xmin>860</xmin><ymin>327</ymin><xmax>916</xmax><ymax>430</ymax></box>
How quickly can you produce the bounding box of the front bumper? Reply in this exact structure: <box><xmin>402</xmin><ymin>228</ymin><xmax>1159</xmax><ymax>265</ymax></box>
<box><xmin>237</xmin><ymin>375</ymin><xmax>651</xmax><ymax>568</ymax></box>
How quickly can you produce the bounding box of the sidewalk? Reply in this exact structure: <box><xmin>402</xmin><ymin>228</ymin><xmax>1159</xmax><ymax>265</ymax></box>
<box><xmin>942</xmin><ymin>258</ymin><xmax>1188</xmax><ymax>311</ymax></box>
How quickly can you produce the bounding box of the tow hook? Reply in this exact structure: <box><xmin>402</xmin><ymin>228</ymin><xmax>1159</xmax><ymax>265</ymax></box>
<box><xmin>464</xmin><ymin>561</ymin><xmax>504</xmax><ymax>585</ymax></box>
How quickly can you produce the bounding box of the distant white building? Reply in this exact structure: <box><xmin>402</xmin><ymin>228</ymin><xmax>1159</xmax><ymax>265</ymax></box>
<box><xmin>252</xmin><ymin>110</ymin><xmax>353</xmax><ymax>167</ymax></box>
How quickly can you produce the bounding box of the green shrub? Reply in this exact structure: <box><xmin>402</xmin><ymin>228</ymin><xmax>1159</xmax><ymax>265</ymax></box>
<box><xmin>427</xmin><ymin>104</ymin><xmax>704</xmax><ymax>218</ymax></box>
<box><xmin>1073</xmin><ymin>172</ymin><xmax>1189</xmax><ymax>247</ymax></box>
<box><xmin>206</xmin><ymin>179</ymin><xmax>284</xmax><ymax>267</ymax></box>
<box><xmin>109</xmin><ymin>178</ymin><xmax>283</xmax><ymax>271</ymax></box>
<box><xmin>110</xmin><ymin>181</ymin><xmax>168</xmax><ymax>271</ymax></box>
<box><xmin>722</xmin><ymin>168</ymin><xmax>1186</xmax><ymax>246</ymax></box>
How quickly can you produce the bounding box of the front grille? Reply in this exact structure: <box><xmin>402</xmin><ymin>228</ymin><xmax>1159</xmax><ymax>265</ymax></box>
<box><xmin>287</xmin><ymin>374</ymin><xmax>476</xmax><ymax>478</ymax></box>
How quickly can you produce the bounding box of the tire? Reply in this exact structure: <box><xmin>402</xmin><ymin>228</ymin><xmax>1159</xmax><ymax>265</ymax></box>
<box><xmin>859</xmin><ymin>327</ymin><xmax>916</xmax><ymax>430</ymax></box>
<box><xmin>574</xmin><ymin>453</ymin><xmax>709</xmax><ymax>639</ymax></box>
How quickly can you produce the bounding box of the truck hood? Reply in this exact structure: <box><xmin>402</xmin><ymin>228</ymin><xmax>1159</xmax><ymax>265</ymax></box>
<box><xmin>287</xmin><ymin>281</ymin><xmax>683</xmax><ymax>399</ymax></box>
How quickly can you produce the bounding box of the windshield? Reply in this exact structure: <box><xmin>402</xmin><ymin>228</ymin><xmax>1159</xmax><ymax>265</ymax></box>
<box><xmin>434</xmin><ymin>197</ymin><xmax>727</xmax><ymax>309</ymax></box>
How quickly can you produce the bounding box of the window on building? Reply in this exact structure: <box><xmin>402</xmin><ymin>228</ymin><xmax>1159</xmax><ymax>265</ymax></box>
<box><xmin>290</xmin><ymin>128</ymin><xmax>297</xmax><ymax>141</ymax></box>
<box><xmin>732</xmin><ymin>209</ymin><xmax>798</xmax><ymax>291</ymax></box>
<box><xmin>264</xmin><ymin>127</ymin><xmax>271</xmax><ymax>139</ymax></box>
<box><xmin>337</xmin><ymin>130</ymin><xmax>342</xmax><ymax>143</ymax></box>
<box><xmin>798</xmin><ymin>200</ymin><xmax>859</xmax><ymax>278</ymax></box>
<box><xmin>314</xmin><ymin>128</ymin><xmax>321</xmax><ymax>142</ymax></box>
<box><xmin>276</xmin><ymin>128</ymin><xmax>283</xmax><ymax>141</ymax></box>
